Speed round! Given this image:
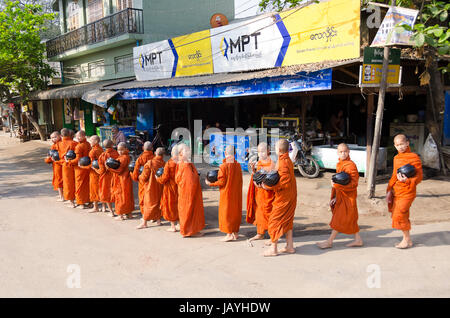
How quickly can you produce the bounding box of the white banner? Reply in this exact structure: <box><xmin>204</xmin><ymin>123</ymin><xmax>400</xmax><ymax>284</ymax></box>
<box><xmin>210</xmin><ymin>15</ymin><xmax>285</xmax><ymax>74</ymax></box>
<box><xmin>133</xmin><ymin>40</ymin><xmax>176</xmax><ymax>81</ymax></box>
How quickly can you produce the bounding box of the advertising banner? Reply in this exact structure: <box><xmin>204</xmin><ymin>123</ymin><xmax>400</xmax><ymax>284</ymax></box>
<box><xmin>371</xmin><ymin>6</ymin><xmax>419</xmax><ymax>47</ymax></box>
<box><xmin>133</xmin><ymin>40</ymin><xmax>176</xmax><ymax>81</ymax></box>
<box><xmin>280</xmin><ymin>0</ymin><xmax>360</xmax><ymax>66</ymax></box>
<box><xmin>362</xmin><ymin>47</ymin><xmax>401</xmax><ymax>85</ymax></box>
<box><xmin>172</xmin><ymin>29</ymin><xmax>214</xmax><ymax>77</ymax></box>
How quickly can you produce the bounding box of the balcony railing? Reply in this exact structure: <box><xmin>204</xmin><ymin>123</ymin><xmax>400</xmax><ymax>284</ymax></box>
<box><xmin>46</xmin><ymin>8</ymin><xmax>144</xmax><ymax>58</ymax></box>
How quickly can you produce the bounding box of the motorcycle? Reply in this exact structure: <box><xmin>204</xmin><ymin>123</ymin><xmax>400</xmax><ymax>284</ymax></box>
<box><xmin>287</xmin><ymin>133</ymin><xmax>320</xmax><ymax>178</ymax></box>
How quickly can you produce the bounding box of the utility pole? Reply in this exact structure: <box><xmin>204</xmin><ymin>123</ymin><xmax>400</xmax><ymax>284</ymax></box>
<box><xmin>367</xmin><ymin>0</ymin><xmax>396</xmax><ymax>198</ymax></box>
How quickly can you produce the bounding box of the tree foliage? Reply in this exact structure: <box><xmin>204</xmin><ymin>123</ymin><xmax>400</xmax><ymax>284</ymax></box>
<box><xmin>0</xmin><ymin>0</ymin><xmax>55</xmax><ymax>104</ymax></box>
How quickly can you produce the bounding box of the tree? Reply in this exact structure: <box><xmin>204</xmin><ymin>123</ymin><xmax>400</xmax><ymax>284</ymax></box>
<box><xmin>0</xmin><ymin>0</ymin><xmax>55</xmax><ymax>140</ymax></box>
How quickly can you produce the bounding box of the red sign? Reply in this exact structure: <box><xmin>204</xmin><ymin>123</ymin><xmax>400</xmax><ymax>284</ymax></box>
<box><xmin>8</xmin><ymin>103</ymin><xmax>15</xmax><ymax>109</ymax></box>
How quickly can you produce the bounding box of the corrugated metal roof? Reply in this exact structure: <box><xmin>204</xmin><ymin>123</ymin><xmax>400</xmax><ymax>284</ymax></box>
<box><xmin>29</xmin><ymin>77</ymin><xmax>135</xmax><ymax>100</ymax></box>
<box><xmin>104</xmin><ymin>58</ymin><xmax>362</xmax><ymax>90</ymax></box>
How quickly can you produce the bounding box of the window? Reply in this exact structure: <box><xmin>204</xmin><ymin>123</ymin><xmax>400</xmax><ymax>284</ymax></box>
<box><xmin>115</xmin><ymin>54</ymin><xmax>133</xmax><ymax>74</ymax></box>
<box><xmin>117</xmin><ymin>0</ymin><xmax>133</xmax><ymax>11</ymax></box>
<box><xmin>66</xmin><ymin>0</ymin><xmax>80</xmax><ymax>31</ymax></box>
<box><xmin>87</xmin><ymin>0</ymin><xmax>103</xmax><ymax>23</ymax></box>
<box><xmin>88</xmin><ymin>60</ymin><xmax>105</xmax><ymax>78</ymax></box>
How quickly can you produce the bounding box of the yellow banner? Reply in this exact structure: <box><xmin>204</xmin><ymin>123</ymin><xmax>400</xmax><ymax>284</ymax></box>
<box><xmin>362</xmin><ymin>64</ymin><xmax>400</xmax><ymax>85</ymax></box>
<box><xmin>280</xmin><ymin>0</ymin><xmax>360</xmax><ymax>66</ymax></box>
<box><xmin>172</xmin><ymin>29</ymin><xmax>214</xmax><ymax>77</ymax></box>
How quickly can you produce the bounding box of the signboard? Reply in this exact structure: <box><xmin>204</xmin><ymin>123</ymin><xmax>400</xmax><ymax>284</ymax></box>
<box><xmin>119</xmin><ymin>69</ymin><xmax>332</xmax><ymax>100</ymax></box>
<box><xmin>64</xmin><ymin>99</ymin><xmax>72</xmax><ymax>124</ymax></box>
<box><xmin>280</xmin><ymin>0</ymin><xmax>360</xmax><ymax>66</ymax></box>
<box><xmin>133</xmin><ymin>40</ymin><xmax>176</xmax><ymax>81</ymax></box>
<box><xmin>362</xmin><ymin>47</ymin><xmax>401</xmax><ymax>85</ymax></box>
<box><xmin>371</xmin><ymin>6</ymin><xmax>419</xmax><ymax>47</ymax></box>
<box><xmin>172</xmin><ymin>30</ymin><xmax>214</xmax><ymax>77</ymax></box>
<box><xmin>210</xmin><ymin>16</ymin><xmax>285</xmax><ymax>73</ymax></box>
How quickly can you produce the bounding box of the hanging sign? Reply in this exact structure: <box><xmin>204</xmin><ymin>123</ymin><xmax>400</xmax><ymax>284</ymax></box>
<box><xmin>362</xmin><ymin>47</ymin><xmax>401</xmax><ymax>85</ymax></box>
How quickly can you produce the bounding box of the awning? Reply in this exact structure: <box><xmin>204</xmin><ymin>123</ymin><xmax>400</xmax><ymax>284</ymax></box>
<box><xmin>29</xmin><ymin>77</ymin><xmax>134</xmax><ymax>101</ymax></box>
<box><xmin>81</xmin><ymin>89</ymin><xmax>121</xmax><ymax>108</ymax></box>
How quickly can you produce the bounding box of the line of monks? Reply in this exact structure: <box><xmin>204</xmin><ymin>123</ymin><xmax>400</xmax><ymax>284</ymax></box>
<box><xmin>45</xmin><ymin>128</ymin><xmax>422</xmax><ymax>256</ymax></box>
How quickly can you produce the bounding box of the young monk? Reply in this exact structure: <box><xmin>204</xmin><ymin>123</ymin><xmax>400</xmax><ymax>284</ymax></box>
<box><xmin>59</xmin><ymin>128</ymin><xmax>78</xmax><ymax>207</ymax></box>
<box><xmin>131</xmin><ymin>141</ymin><xmax>154</xmax><ymax>214</ymax></box>
<box><xmin>206</xmin><ymin>145</ymin><xmax>243</xmax><ymax>242</ymax></box>
<box><xmin>68</xmin><ymin>130</ymin><xmax>92</xmax><ymax>209</ymax></box>
<box><xmin>175</xmin><ymin>144</ymin><xmax>205</xmax><ymax>237</ymax></box>
<box><xmin>317</xmin><ymin>143</ymin><xmax>363</xmax><ymax>249</ymax></box>
<box><xmin>95</xmin><ymin>139</ymin><xmax>119</xmax><ymax>216</ymax></box>
<box><xmin>156</xmin><ymin>144</ymin><xmax>180</xmax><ymax>232</ymax></box>
<box><xmin>247</xmin><ymin>142</ymin><xmax>275</xmax><ymax>242</ymax></box>
<box><xmin>87</xmin><ymin>135</ymin><xmax>103</xmax><ymax>213</ymax></box>
<box><xmin>107</xmin><ymin>142</ymin><xmax>135</xmax><ymax>221</ymax></box>
<box><xmin>386</xmin><ymin>134</ymin><xmax>423</xmax><ymax>249</ymax></box>
<box><xmin>261</xmin><ymin>139</ymin><xmax>297</xmax><ymax>257</ymax></box>
<box><xmin>44</xmin><ymin>131</ymin><xmax>64</xmax><ymax>201</ymax></box>
<box><xmin>137</xmin><ymin>147</ymin><xmax>165</xmax><ymax>229</ymax></box>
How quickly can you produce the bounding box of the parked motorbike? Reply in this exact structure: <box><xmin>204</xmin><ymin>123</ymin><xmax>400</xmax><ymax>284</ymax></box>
<box><xmin>287</xmin><ymin>133</ymin><xmax>320</xmax><ymax>178</ymax></box>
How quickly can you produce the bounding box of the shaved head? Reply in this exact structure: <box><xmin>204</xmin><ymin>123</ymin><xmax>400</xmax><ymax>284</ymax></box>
<box><xmin>337</xmin><ymin>143</ymin><xmax>349</xmax><ymax>151</ymax></box>
<box><xmin>117</xmin><ymin>142</ymin><xmax>127</xmax><ymax>150</ymax></box>
<box><xmin>50</xmin><ymin>131</ymin><xmax>60</xmax><ymax>138</ymax></box>
<box><xmin>143</xmin><ymin>141</ymin><xmax>153</xmax><ymax>151</ymax></box>
<box><xmin>61</xmin><ymin>128</ymin><xmax>69</xmax><ymax>137</ymax></box>
<box><xmin>225</xmin><ymin>145</ymin><xmax>235</xmax><ymax>156</ymax></box>
<box><xmin>155</xmin><ymin>147</ymin><xmax>165</xmax><ymax>156</ymax></box>
<box><xmin>103</xmin><ymin>139</ymin><xmax>113</xmax><ymax>148</ymax></box>
<box><xmin>90</xmin><ymin>135</ymin><xmax>100</xmax><ymax>145</ymax></box>
<box><xmin>394</xmin><ymin>134</ymin><xmax>407</xmax><ymax>143</ymax></box>
<box><xmin>393</xmin><ymin>134</ymin><xmax>409</xmax><ymax>153</ymax></box>
<box><xmin>171</xmin><ymin>144</ymin><xmax>179</xmax><ymax>160</ymax></box>
<box><xmin>178</xmin><ymin>144</ymin><xmax>191</xmax><ymax>162</ymax></box>
<box><xmin>276</xmin><ymin>139</ymin><xmax>289</xmax><ymax>154</ymax></box>
<box><xmin>75</xmin><ymin>130</ymin><xmax>86</xmax><ymax>140</ymax></box>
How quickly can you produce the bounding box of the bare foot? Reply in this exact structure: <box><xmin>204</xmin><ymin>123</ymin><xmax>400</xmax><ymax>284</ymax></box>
<box><xmin>232</xmin><ymin>233</ymin><xmax>239</xmax><ymax>240</ymax></box>
<box><xmin>317</xmin><ymin>241</ymin><xmax>333</xmax><ymax>249</ymax></box>
<box><xmin>395</xmin><ymin>240</ymin><xmax>413</xmax><ymax>249</ymax></box>
<box><xmin>263</xmin><ymin>249</ymin><xmax>278</xmax><ymax>257</ymax></box>
<box><xmin>153</xmin><ymin>219</ymin><xmax>161</xmax><ymax>226</ymax></box>
<box><xmin>264</xmin><ymin>240</ymin><xmax>272</xmax><ymax>246</ymax></box>
<box><xmin>279</xmin><ymin>247</ymin><xmax>296</xmax><ymax>254</ymax></box>
<box><xmin>188</xmin><ymin>231</ymin><xmax>204</xmax><ymax>237</ymax></box>
<box><xmin>150</xmin><ymin>220</ymin><xmax>156</xmax><ymax>223</ymax></box>
<box><xmin>136</xmin><ymin>222</ymin><xmax>148</xmax><ymax>229</ymax></box>
<box><xmin>221</xmin><ymin>234</ymin><xmax>234</xmax><ymax>242</ymax></box>
<box><xmin>175</xmin><ymin>224</ymin><xmax>180</xmax><ymax>231</ymax></box>
<box><xmin>249</xmin><ymin>234</ymin><xmax>264</xmax><ymax>242</ymax></box>
<box><xmin>346</xmin><ymin>240</ymin><xmax>364</xmax><ymax>247</ymax></box>
<box><xmin>57</xmin><ymin>198</ymin><xmax>64</xmax><ymax>202</ymax></box>
<box><xmin>166</xmin><ymin>227</ymin><xmax>177</xmax><ymax>232</ymax></box>
<box><xmin>114</xmin><ymin>215</ymin><xmax>124</xmax><ymax>221</ymax></box>
<box><xmin>109</xmin><ymin>212</ymin><xmax>115</xmax><ymax>217</ymax></box>
<box><xmin>126</xmin><ymin>214</ymin><xmax>133</xmax><ymax>219</ymax></box>
<box><xmin>88</xmin><ymin>208</ymin><xmax>99</xmax><ymax>213</ymax></box>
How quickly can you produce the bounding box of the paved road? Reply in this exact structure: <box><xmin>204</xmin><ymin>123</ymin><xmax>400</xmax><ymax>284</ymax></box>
<box><xmin>1</xmin><ymin>136</ymin><xmax>449</xmax><ymax>297</ymax></box>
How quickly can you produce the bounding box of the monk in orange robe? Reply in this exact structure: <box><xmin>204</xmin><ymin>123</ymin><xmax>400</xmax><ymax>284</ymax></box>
<box><xmin>386</xmin><ymin>134</ymin><xmax>423</xmax><ymax>249</ymax></box>
<box><xmin>175</xmin><ymin>144</ymin><xmax>205</xmax><ymax>237</ymax></box>
<box><xmin>87</xmin><ymin>135</ymin><xmax>103</xmax><ymax>212</ymax></box>
<box><xmin>261</xmin><ymin>139</ymin><xmax>297</xmax><ymax>257</ymax></box>
<box><xmin>108</xmin><ymin>142</ymin><xmax>135</xmax><ymax>220</ymax></box>
<box><xmin>137</xmin><ymin>147</ymin><xmax>165</xmax><ymax>229</ymax></box>
<box><xmin>156</xmin><ymin>144</ymin><xmax>179</xmax><ymax>232</ymax></box>
<box><xmin>94</xmin><ymin>139</ymin><xmax>119</xmax><ymax>216</ymax></box>
<box><xmin>67</xmin><ymin>130</ymin><xmax>92</xmax><ymax>208</ymax></box>
<box><xmin>59</xmin><ymin>128</ymin><xmax>78</xmax><ymax>207</ymax></box>
<box><xmin>131</xmin><ymin>141</ymin><xmax>154</xmax><ymax>214</ymax></box>
<box><xmin>317</xmin><ymin>143</ymin><xmax>363</xmax><ymax>249</ymax></box>
<box><xmin>44</xmin><ymin>131</ymin><xmax>64</xmax><ymax>201</ymax></box>
<box><xmin>247</xmin><ymin>142</ymin><xmax>275</xmax><ymax>243</ymax></box>
<box><xmin>206</xmin><ymin>145</ymin><xmax>243</xmax><ymax>242</ymax></box>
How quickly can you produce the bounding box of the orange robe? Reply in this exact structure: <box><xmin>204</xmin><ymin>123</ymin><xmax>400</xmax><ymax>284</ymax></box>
<box><xmin>330</xmin><ymin>157</ymin><xmax>360</xmax><ymax>234</ymax></box>
<box><xmin>156</xmin><ymin>158</ymin><xmax>179</xmax><ymax>222</ymax></box>
<box><xmin>97</xmin><ymin>148</ymin><xmax>119</xmax><ymax>203</ymax></box>
<box><xmin>45</xmin><ymin>141</ymin><xmax>63</xmax><ymax>191</ymax></box>
<box><xmin>88</xmin><ymin>144</ymin><xmax>103</xmax><ymax>202</ymax></box>
<box><xmin>209</xmin><ymin>156</ymin><xmax>243</xmax><ymax>234</ymax></box>
<box><xmin>110</xmin><ymin>150</ymin><xmax>134</xmax><ymax>215</ymax></box>
<box><xmin>131</xmin><ymin>150</ymin><xmax>154</xmax><ymax>212</ymax></box>
<box><xmin>386</xmin><ymin>147</ymin><xmax>423</xmax><ymax>231</ymax></box>
<box><xmin>175</xmin><ymin>162</ymin><xmax>205</xmax><ymax>236</ymax></box>
<box><xmin>254</xmin><ymin>159</ymin><xmax>275</xmax><ymax>235</ymax></box>
<box><xmin>139</xmin><ymin>155</ymin><xmax>165</xmax><ymax>221</ymax></box>
<box><xmin>59</xmin><ymin>137</ymin><xmax>78</xmax><ymax>201</ymax></box>
<box><xmin>265</xmin><ymin>152</ymin><xmax>297</xmax><ymax>242</ymax></box>
<box><xmin>69</xmin><ymin>140</ymin><xmax>92</xmax><ymax>205</ymax></box>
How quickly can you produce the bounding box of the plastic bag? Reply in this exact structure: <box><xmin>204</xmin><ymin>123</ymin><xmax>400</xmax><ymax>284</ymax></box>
<box><xmin>422</xmin><ymin>133</ymin><xmax>440</xmax><ymax>170</ymax></box>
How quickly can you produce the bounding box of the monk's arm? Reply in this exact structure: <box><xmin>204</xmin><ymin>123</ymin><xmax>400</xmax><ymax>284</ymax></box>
<box><xmin>333</xmin><ymin>165</ymin><xmax>359</xmax><ymax>192</ymax></box>
<box><xmin>209</xmin><ymin>165</ymin><xmax>227</xmax><ymax>188</ymax></box>
<box><xmin>157</xmin><ymin>162</ymin><xmax>171</xmax><ymax>184</ymax></box>
<box><xmin>131</xmin><ymin>160</ymin><xmax>141</xmax><ymax>181</ymax></box>
<box><xmin>265</xmin><ymin>164</ymin><xmax>290</xmax><ymax>192</ymax></box>
<box><xmin>405</xmin><ymin>161</ymin><xmax>423</xmax><ymax>188</ymax></box>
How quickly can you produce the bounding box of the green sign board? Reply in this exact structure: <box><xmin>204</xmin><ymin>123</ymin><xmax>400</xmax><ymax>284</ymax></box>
<box><xmin>363</xmin><ymin>47</ymin><xmax>401</xmax><ymax>65</ymax></box>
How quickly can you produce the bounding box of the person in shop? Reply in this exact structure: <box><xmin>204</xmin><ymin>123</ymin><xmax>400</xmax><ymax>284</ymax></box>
<box><xmin>325</xmin><ymin>109</ymin><xmax>345</xmax><ymax>136</ymax></box>
<box><xmin>111</xmin><ymin>125</ymin><xmax>127</xmax><ymax>147</ymax></box>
